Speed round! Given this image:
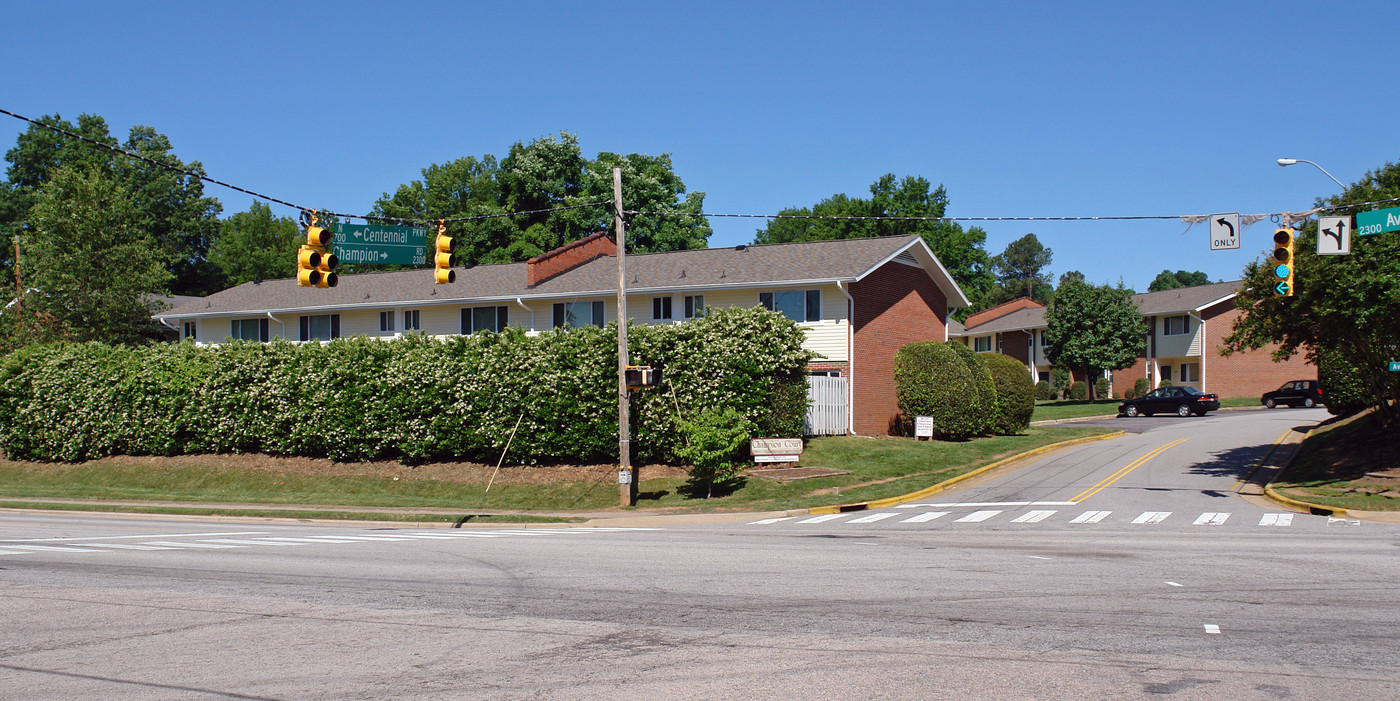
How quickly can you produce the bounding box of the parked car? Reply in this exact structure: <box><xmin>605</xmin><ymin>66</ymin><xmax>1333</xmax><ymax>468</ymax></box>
<box><xmin>1261</xmin><ymin>380</ymin><xmax>1324</xmax><ymax>408</ymax></box>
<box><xmin>1118</xmin><ymin>386</ymin><xmax>1221</xmax><ymax>417</ymax></box>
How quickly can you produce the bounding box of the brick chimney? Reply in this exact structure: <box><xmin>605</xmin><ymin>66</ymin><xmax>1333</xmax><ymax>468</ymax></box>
<box><xmin>526</xmin><ymin>231</ymin><xmax>617</xmax><ymax>286</ymax></box>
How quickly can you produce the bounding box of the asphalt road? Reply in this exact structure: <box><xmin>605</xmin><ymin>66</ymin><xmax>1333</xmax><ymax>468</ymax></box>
<box><xmin>3</xmin><ymin>408</ymin><xmax>1397</xmax><ymax>699</ymax></box>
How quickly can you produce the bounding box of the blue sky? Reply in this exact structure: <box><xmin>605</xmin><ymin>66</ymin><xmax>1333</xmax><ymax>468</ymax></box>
<box><xmin>4</xmin><ymin>0</ymin><xmax>1398</xmax><ymax>292</ymax></box>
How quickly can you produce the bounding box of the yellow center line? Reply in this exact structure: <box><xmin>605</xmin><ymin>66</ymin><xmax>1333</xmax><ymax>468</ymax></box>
<box><xmin>1069</xmin><ymin>438</ymin><xmax>1190</xmax><ymax>503</ymax></box>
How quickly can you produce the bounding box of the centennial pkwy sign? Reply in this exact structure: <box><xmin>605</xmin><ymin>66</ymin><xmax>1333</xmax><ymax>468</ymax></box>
<box><xmin>1355</xmin><ymin>206</ymin><xmax>1400</xmax><ymax>237</ymax></box>
<box><xmin>751</xmin><ymin>437</ymin><xmax>804</xmax><ymax>463</ymax></box>
<box><xmin>333</xmin><ymin>223</ymin><xmax>429</xmax><ymax>266</ymax></box>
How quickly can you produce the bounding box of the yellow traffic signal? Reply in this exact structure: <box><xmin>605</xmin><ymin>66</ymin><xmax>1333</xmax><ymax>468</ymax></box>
<box><xmin>434</xmin><ymin>222</ymin><xmax>455</xmax><ymax>284</ymax></box>
<box><xmin>297</xmin><ymin>211</ymin><xmax>337</xmax><ymax>288</ymax></box>
<box><xmin>1271</xmin><ymin>228</ymin><xmax>1294</xmax><ymax>297</ymax></box>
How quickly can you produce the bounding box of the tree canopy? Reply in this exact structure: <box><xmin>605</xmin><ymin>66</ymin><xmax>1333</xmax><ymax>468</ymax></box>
<box><xmin>1</xmin><ymin>114</ymin><xmax>223</xmax><ymax>297</ymax></box>
<box><xmin>988</xmin><ymin>233</ymin><xmax>1053</xmax><ymax>304</ymax></box>
<box><xmin>1148</xmin><ymin>269</ymin><xmax>1212</xmax><ymax>292</ymax></box>
<box><xmin>752</xmin><ymin>174</ymin><xmax>995</xmax><ymax>306</ymax></box>
<box><xmin>1044</xmin><ymin>278</ymin><xmax>1145</xmax><ymax>402</ymax></box>
<box><xmin>371</xmin><ymin>132</ymin><xmax>711</xmax><ymax>267</ymax></box>
<box><xmin>209</xmin><ymin>202</ymin><xmax>301</xmax><ymax>286</ymax></box>
<box><xmin>1223</xmin><ymin>156</ymin><xmax>1400</xmax><ymax>424</ymax></box>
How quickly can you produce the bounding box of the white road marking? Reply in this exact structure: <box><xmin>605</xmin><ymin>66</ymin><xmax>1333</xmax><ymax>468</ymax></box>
<box><xmin>198</xmin><ymin>539</ymin><xmax>304</xmax><ymax>546</ymax></box>
<box><xmin>954</xmin><ymin>510</ymin><xmax>1003</xmax><ymax>523</ymax></box>
<box><xmin>1069</xmin><ymin>510</ymin><xmax>1112</xmax><ymax>524</ymax></box>
<box><xmin>846</xmin><ymin>512</ymin><xmax>899</xmax><ymax>524</ymax></box>
<box><xmin>1192</xmin><ymin>512</ymin><xmax>1230</xmax><ymax>526</ymax></box>
<box><xmin>75</xmin><ymin>543</ymin><xmax>179</xmax><ymax>550</ymax></box>
<box><xmin>899</xmin><ymin>501</ymin><xmax>1079</xmax><ymax>509</ymax></box>
<box><xmin>2</xmin><ymin>544</ymin><xmax>108</xmax><ymax>552</ymax></box>
<box><xmin>1011</xmin><ymin>510</ymin><xmax>1057</xmax><ymax>523</ymax></box>
<box><xmin>1132</xmin><ymin>512</ymin><xmax>1172</xmax><ymax>524</ymax></box>
<box><xmin>1028</xmin><ymin>555</ymin><xmax>1051</xmax><ymax>560</ymax></box>
<box><xmin>900</xmin><ymin>511</ymin><xmax>949</xmax><ymax>523</ymax></box>
<box><xmin>262</xmin><ymin>537</ymin><xmax>363</xmax><ymax>544</ymax></box>
<box><xmin>797</xmin><ymin>514</ymin><xmax>847</xmax><ymax>524</ymax></box>
<box><xmin>1259</xmin><ymin>513</ymin><xmax>1294</xmax><ymax>527</ymax></box>
<box><xmin>0</xmin><ymin>549</ymin><xmax>34</xmax><ymax>555</ymax></box>
<box><xmin>1327</xmin><ymin>517</ymin><xmax>1361</xmax><ymax>527</ymax></box>
<box><xmin>748</xmin><ymin>517</ymin><xmax>793</xmax><ymax>525</ymax></box>
<box><xmin>142</xmin><ymin>541</ymin><xmax>243</xmax><ymax>549</ymax></box>
<box><xmin>1204</xmin><ymin>624</ymin><xmax>1221</xmax><ymax>634</ymax></box>
<box><xmin>1166</xmin><ymin>582</ymin><xmax>1182</xmax><ymax>587</ymax></box>
<box><xmin>0</xmin><ymin>531</ymin><xmax>267</xmax><ymax>543</ymax></box>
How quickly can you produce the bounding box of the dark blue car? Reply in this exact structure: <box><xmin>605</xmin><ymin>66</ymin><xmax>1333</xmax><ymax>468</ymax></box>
<box><xmin>1119</xmin><ymin>386</ymin><xmax>1221</xmax><ymax>417</ymax></box>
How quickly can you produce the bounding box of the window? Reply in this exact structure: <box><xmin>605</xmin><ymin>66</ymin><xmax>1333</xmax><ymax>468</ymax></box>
<box><xmin>1161</xmin><ymin>364</ymin><xmax>1173</xmax><ymax>382</ymax></box>
<box><xmin>229</xmin><ymin>318</ymin><xmax>269</xmax><ymax>342</ymax></box>
<box><xmin>298</xmin><ymin>314</ymin><xmax>340</xmax><ymax>342</ymax></box>
<box><xmin>1038</xmin><ymin>371</ymin><xmax>1051</xmax><ymax>383</ymax></box>
<box><xmin>974</xmin><ymin>336</ymin><xmax>993</xmax><ymax>352</ymax></box>
<box><xmin>553</xmin><ymin>301</ymin><xmax>605</xmax><ymax>329</ymax></box>
<box><xmin>809</xmin><ymin>370</ymin><xmax>842</xmax><ymax>377</ymax></box>
<box><xmin>652</xmin><ymin>296</ymin><xmax>673</xmax><ymax>321</ymax></box>
<box><xmin>759</xmin><ymin>289</ymin><xmax>820</xmax><ymax>323</ymax></box>
<box><xmin>1180</xmin><ymin>363</ymin><xmax>1199</xmax><ymax>383</ymax></box>
<box><xmin>1163</xmin><ymin>314</ymin><xmax>1192</xmax><ymax>336</ymax></box>
<box><xmin>379</xmin><ymin>311</ymin><xmax>395</xmax><ymax>334</ymax></box>
<box><xmin>183</xmin><ymin>321</ymin><xmax>196</xmax><ymax>341</ymax></box>
<box><xmin>1039</xmin><ymin>329</ymin><xmax>1050</xmax><ymax>346</ymax></box>
<box><xmin>403</xmin><ymin>309</ymin><xmax>421</xmax><ymax>332</ymax></box>
<box><xmin>997</xmin><ymin>335</ymin><xmax>1003</xmax><ymax>353</ymax></box>
<box><xmin>462</xmin><ymin>306</ymin><xmax>509</xmax><ymax>334</ymax></box>
<box><xmin>684</xmin><ymin>295</ymin><xmax>705</xmax><ymax>319</ymax></box>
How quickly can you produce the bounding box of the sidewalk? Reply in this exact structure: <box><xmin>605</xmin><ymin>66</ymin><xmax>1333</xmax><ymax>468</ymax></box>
<box><xmin>1235</xmin><ymin>427</ymin><xmax>1400</xmax><ymax>524</ymax></box>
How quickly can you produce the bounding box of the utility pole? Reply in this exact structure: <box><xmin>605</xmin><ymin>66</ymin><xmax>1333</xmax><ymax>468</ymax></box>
<box><xmin>12</xmin><ymin>235</ymin><xmax>21</xmax><ymax>313</ymax></box>
<box><xmin>613</xmin><ymin>167</ymin><xmax>635</xmax><ymax>506</ymax></box>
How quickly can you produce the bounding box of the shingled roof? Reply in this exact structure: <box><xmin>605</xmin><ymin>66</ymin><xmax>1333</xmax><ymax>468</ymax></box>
<box><xmin>955</xmin><ymin>281</ymin><xmax>1242</xmax><ymax>336</ymax></box>
<box><xmin>162</xmin><ymin>234</ymin><xmax>970</xmax><ymax>319</ymax></box>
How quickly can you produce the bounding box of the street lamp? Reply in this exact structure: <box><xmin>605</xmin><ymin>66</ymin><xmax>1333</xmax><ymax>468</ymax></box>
<box><xmin>1276</xmin><ymin>158</ymin><xmax>1346</xmax><ymax>190</ymax></box>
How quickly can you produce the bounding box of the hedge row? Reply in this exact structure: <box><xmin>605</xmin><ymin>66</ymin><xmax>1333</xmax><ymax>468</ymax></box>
<box><xmin>0</xmin><ymin>306</ymin><xmax>813</xmax><ymax>463</ymax></box>
<box><xmin>893</xmin><ymin>341</ymin><xmax>1035</xmax><ymax>439</ymax></box>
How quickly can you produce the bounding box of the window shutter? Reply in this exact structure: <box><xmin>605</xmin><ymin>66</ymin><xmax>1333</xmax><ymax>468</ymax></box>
<box><xmin>806</xmin><ymin>290</ymin><xmax>821</xmax><ymax>322</ymax></box>
<box><xmin>553</xmin><ymin>303</ymin><xmax>564</xmax><ymax>328</ymax></box>
<box><xmin>299</xmin><ymin>316</ymin><xmax>309</xmax><ymax>342</ymax></box>
<box><xmin>497</xmin><ymin>306</ymin><xmax>508</xmax><ymax>332</ymax></box>
<box><xmin>759</xmin><ymin>292</ymin><xmax>773</xmax><ymax>310</ymax></box>
<box><xmin>461</xmin><ymin>308</ymin><xmax>471</xmax><ymax>334</ymax></box>
<box><xmin>592</xmin><ymin>301</ymin><xmax>604</xmax><ymax>328</ymax></box>
<box><xmin>331</xmin><ymin>314</ymin><xmax>341</xmax><ymax>339</ymax></box>
<box><xmin>259</xmin><ymin>318</ymin><xmax>270</xmax><ymax>342</ymax></box>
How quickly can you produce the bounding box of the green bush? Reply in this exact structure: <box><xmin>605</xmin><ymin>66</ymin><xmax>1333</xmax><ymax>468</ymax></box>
<box><xmin>1051</xmin><ymin>366</ymin><xmax>1071</xmax><ymax>393</ymax></box>
<box><xmin>1094</xmin><ymin>377</ymin><xmax>1111</xmax><ymax>400</ymax></box>
<box><xmin>1035</xmin><ymin>380</ymin><xmax>1053</xmax><ymax>401</ymax></box>
<box><xmin>1159</xmin><ymin>378</ymin><xmax>1173</xmax><ymax>388</ymax></box>
<box><xmin>947</xmin><ymin>342</ymin><xmax>996</xmax><ymax>435</ymax></box>
<box><xmin>1134</xmin><ymin>377</ymin><xmax>1150</xmax><ymax>398</ymax></box>
<box><xmin>0</xmin><ymin>306</ymin><xmax>813</xmax><ymax>464</ymax></box>
<box><xmin>893</xmin><ymin>341</ymin><xmax>981</xmax><ymax>440</ymax></box>
<box><xmin>1317</xmin><ymin>348</ymin><xmax>1372</xmax><ymax>417</ymax></box>
<box><xmin>983</xmin><ymin>353</ymin><xmax>1035</xmax><ymax>435</ymax></box>
<box><xmin>1068</xmin><ymin>381</ymin><xmax>1087</xmax><ymax>400</ymax></box>
<box><xmin>675</xmin><ymin>406</ymin><xmax>755</xmax><ymax>498</ymax></box>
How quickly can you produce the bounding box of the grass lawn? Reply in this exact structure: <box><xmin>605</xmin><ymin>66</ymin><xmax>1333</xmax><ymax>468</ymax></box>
<box><xmin>0</xmin><ymin>425</ymin><xmax>1118</xmax><ymax>519</ymax></box>
<box><xmin>1271</xmin><ymin>410</ymin><xmax>1400</xmax><ymax>512</ymax></box>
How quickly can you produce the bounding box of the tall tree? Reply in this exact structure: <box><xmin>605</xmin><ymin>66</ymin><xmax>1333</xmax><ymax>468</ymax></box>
<box><xmin>1044</xmin><ymin>278</ymin><xmax>1145</xmax><ymax>403</ymax></box>
<box><xmin>752</xmin><ymin>174</ymin><xmax>994</xmax><ymax>306</ymax></box>
<box><xmin>1148</xmin><ymin>269</ymin><xmax>1212</xmax><ymax>292</ymax></box>
<box><xmin>1223</xmin><ymin>157</ymin><xmax>1400</xmax><ymax>424</ymax></box>
<box><xmin>990</xmin><ymin>233</ymin><xmax>1053</xmax><ymax>302</ymax></box>
<box><xmin>209</xmin><ymin>202</ymin><xmax>301</xmax><ymax>286</ymax></box>
<box><xmin>21</xmin><ymin>166</ymin><xmax>170</xmax><ymax>344</ymax></box>
<box><xmin>1</xmin><ymin>114</ymin><xmax>223</xmax><ymax>296</ymax></box>
<box><xmin>372</xmin><ymin>132</ymin><xmax>710</xmax><ymax>266</ymax></box>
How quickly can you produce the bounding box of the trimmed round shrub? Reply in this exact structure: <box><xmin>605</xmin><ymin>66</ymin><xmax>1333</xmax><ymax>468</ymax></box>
<box><xmin>1094</xmin><ymin>377</ymin><xmax>1111</xmax><ymax>400</ymax></box>
<box><xmin>1035</xmin><ymin>380</ymin><xmax>1053</xmax><ymax>401</ymax></box>
<box><xmin>983</xmin><ymin>353</ymin><xmax>1035</xmax><ymax>435</ymax></box>
<box><xmin>1068</xmin><ymin>381</ymin><xmax>1088</xmax><ymax>400</ymax></box>
<box><xmin>1134</xmin><ymin>377</ymin><xmax>1150</xmax><ymax>398</ymax></box>
<box><xmin>946</xmin><ymin>342</ymin><xmax>996</xmax><ymax>435</ymax></box>
<box><xmin>1051</xmin><ymin>366</ymin><xmax>1071</xmax><ymax>393</ymax></box>
<box><xmin>894</xmin><ymin>341</ymin><xmax>981</xmax><ymax>440</ymax></box>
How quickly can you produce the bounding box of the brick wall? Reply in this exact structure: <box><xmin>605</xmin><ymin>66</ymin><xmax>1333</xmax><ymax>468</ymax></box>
<box><xmin>1001</xmin><ymin>330</ymin><xmax>1031</xmax><ymax>365</ymax></box>
<box><xmin>1201</xmin><ymin>302</ymin><xmax>1315</xmax><ymax>397</ymax></box>
<box><xmin>526</xmin><ymin>232</ymin><xmax>616</xmax><ymax>286</ymax></box>
<box><xmin>808</xmin><ymin>361</ymin><xmax>850</xmax><ymax>375</ymax></box>
<box><xmin>850</xmin><ymin>262</ymin><xmax>948</xmax><ymax>435</ymax></box>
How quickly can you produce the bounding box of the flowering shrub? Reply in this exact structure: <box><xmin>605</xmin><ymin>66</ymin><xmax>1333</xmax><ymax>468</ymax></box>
<box><xmin>0</xmin><ymin>306</ymin><xmax>813</xmax><ymax>463</ymax></box>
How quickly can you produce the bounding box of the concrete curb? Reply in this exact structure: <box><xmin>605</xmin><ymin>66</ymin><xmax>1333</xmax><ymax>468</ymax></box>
<box><xmin>1260</xmin><ymin>425</ymin><xmax>1349</xmax><ymax>517</ymax></box>
<box><xmin>806</xmin><ymin>430</ymin><xmax>1128</xmax><ymax>516</ymax></box>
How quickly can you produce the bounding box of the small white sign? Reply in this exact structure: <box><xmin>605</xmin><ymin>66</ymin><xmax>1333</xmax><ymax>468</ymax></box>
<box><xmin>1209</xmin><ymin>213</ymin><xmax>1240</xmax><ymax>250</ymax></box>
<box><xmin>1317</xmin><ymin>215</ymin><xmax>1351</xmax><ymax>255</ymax></box>
<box><xmin>753</xmin><ymin>454</ymin><xmax>800</xmax><ymax>463</ymax></box>
<box><xmin>914</xmin><ymin>416</ymin><xmax>934</xmax><ymax>438</ymax></box>
<box><xmin>618</xmin><ymin>469</ymin><xmax>632</xmax><ymax>484</ymax></box>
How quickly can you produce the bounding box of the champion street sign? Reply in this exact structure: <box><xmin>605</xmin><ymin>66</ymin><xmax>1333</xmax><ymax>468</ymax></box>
<box><xmin>333</xmin><ymin>223</ymin><xmax>429</xmax><ymax>266</ymax></box>
<box><xmin>1356</xmin><ymin>206</ymin><xmax>1400</xmax><ymax>237</ymax></box>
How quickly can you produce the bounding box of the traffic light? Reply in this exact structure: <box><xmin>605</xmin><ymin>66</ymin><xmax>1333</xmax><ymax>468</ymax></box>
<box><xmin>297</xmin><ymin>211</ymin><xmax>338</xmax><ymax>288</ymax></box>
<box><xmin>1271</xmin><ymin>228</ymin><xmax>1294</xmax><ymax>297</ymax></box>
<box><xmin>434</xmin><ymin>222</ymin><xmax>455</xmax><ymax>284</ymax></box>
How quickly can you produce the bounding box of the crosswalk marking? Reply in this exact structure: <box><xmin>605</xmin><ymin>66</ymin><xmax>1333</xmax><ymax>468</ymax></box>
<box><xmin>748</xmin><ymin>517</ymin><xmax>793</xmax><ymax>525</ymax></box>
<box><xmin>954</xmin><ymin>510</ymin><xmax>1003</xmax><ymax>523</ymax></box>
<box><xmin>797</xmin><ymin>514</ymin><xmax>847</xmax><ymax>524</ymax></box>
<box><xmin>1069</xmin><ymin>510</ymin><xmax>1112</xmax><ymax>524</ymax></box>
<box><xmin>1132</xmin><ymin>512</ymin><xmax>1173</xmax><ymax>524</ymax></box>
<box><xmin>901</xmin><ymin>511</ymin><xmax>949</xmax><ymax>523</ymax></box>
<box><xmin>143</xmin><ymin>541</ymin><xmax>242</xmax><ymax>548</ymax></box>
<box><xmin>847</xmin><ymin>512</ymin><xmax>899</xmax><ymax>524</ymax></box>
<box><xmin>1011</xmin><ymin>510</ymin><xmax>1058</xmax><ymax>523</ymax></box>
<box><xmin>3</xmin><ymin>544</ymin><xmax>108</xmax><ymax>552</ymax></box>
<box><xmin>1192</xmin><ymin>513</ymin><xmax>1230</xmax><ymax>526</ymax></box>
<box><xmin>1259</xmin><ymin>513</ymin><xmax>1294</xmax><ymax>527</ymax></box>
<box><xmin>76</xmin><ymin>542</ymin><xmax>179</xmax><ymax>550</ymax></box>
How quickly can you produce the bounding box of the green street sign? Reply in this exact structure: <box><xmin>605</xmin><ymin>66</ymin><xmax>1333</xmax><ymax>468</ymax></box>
<box><xmin>1389</xmin><ymin>361</ymin><xmax>1400</xmax><ymax>373</ymax></box>
<box><xmin>333</xmin><ymin>223</ymin><xmax>428</xmax><ymax>266</ymax></box>
<box><xmin>1355</xmin><ymin>206</ymin><xmax>1400</xmax><ymax>236</ymax></box>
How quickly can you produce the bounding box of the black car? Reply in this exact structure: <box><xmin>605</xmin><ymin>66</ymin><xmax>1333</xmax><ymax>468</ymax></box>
<box><xmin>1118</xmin><ymin>386</ymin><xmax>1221</xmax><ymax>417</ymax></box>
<box><xmin>1261</xmin><ymin>380</ymin><xmax>1324</xmax><ymax>408</ymax></box>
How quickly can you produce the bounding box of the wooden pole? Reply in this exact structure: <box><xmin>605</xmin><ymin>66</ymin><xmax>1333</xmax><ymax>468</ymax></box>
<box><xmin>614</xmin><ymin>168</ymin><xmax>634</xmax><ymax>506</ymax></box>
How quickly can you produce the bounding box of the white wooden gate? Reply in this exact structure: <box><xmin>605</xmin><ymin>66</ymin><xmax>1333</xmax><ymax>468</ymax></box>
<box><xmin>805</xmin><ymin>376</ymin><xmax>848</xmax><ymax>436</ymax></box>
